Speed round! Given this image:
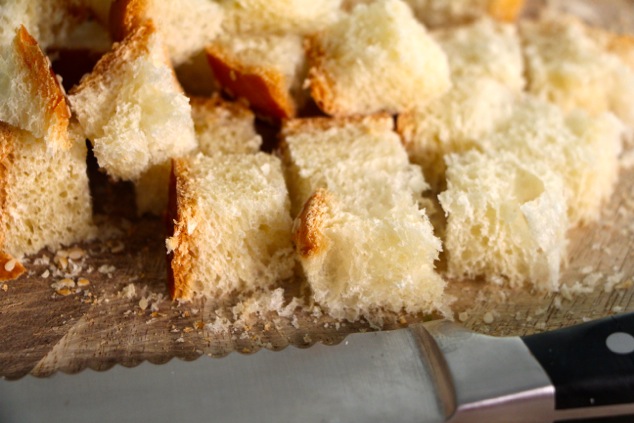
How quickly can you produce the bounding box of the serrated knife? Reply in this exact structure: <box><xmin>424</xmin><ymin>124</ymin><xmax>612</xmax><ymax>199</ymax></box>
<box><xmin>2</xmin><ymin>313</ymin><xmax>634</xmax><ymax>423</ymax></box>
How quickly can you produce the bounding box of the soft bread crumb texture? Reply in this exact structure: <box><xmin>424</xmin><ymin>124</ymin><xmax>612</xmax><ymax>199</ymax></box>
<box><xmin>134</xmin><ymin>95</ymin><xmax>262</xmax><ymax>216</ymax></box>
<box><xmin>439</xmin><ymin>149</ymin><xmax>568</xmax><ymax>291</ymax></box>
<box><xmin>0</xmin><ymin>26</ymin><xmax>71</xmax><ymax>149</ymax></box>
<box><xmin>206</xmin><ymin>32</ymin><xmax>307</xmax><ymax>119</ymax></box>
<box><xmin>219</xmin><ymin>0</ymin><xmax>342</xmax><ymax>35</ymax></box>
<box><xmin>281</xmin><ymin>115</ymin><xmax>445</xmax><ymax>321</ymax></box>
<box><xmin>404</xmin><ymin>0</ymin><xmax>525</xmax><ymax>28</ymax></box>
<box><xmin>110</xmin><ymin>0</ymin><xmax>224</xmax><ymax>65</ymax></box>
<box><xmin>69</xmin><ymin>23</ymin><xmax>196</xmax><ymax>181</ymax></box>
<box><xmin>307</xmin><ymin>0</ymin><xmax>451</xmax><ymax>116</ymax></box>
<box><xmin>482</xmin><ymin>96</ymin><xmax>624</xmax><ymax>226</ymax></box>
<box><xmin>521</xmin><ymin>15</ymin><xmax>634</xmax><ymax>127</ymax></box>
<box><xmin>168</xmin><ymin>153</ymin><xmax>295</xmax><ymax>301</ymax></box>
<box><xmin>0</xmin><ymin>122</ymin><xmax>95</xmax><ymax>260</ymax></box>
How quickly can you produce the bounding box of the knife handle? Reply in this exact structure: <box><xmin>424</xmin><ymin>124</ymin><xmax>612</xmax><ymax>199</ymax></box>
<box><xmin>522</xmin><ymin>312</ymin><xmax>634</xmax><ymax>411</ymax></box>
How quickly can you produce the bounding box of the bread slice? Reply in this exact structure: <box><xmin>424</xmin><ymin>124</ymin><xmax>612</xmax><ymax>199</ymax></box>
<box><xmin>0</xmin><ymin>121</ymin><xmax>95</xmax><ymax>272</ymax></box>
<box><xmin>0</xmin><ymin>26</ymin><xmax>71</xmax><ymax>149</ymax></box>
<box><xmin>281</xmin><ymin>115</ymin><xmax>445</xmax><ymax>321</ymax></box>
<box><xmin>220</xmin><ymin>0</ymin><xmax>342</xmax><ymax>35</ymax></box>
<box><xmin>403</xmin><ymin>0</ymin><xmax>525</xmax><ymax>28</ymax></box>
<box><xmin>397</xmin><ymin>77</ymin><xmax>515</xmax><ymax>191</ymax></box>
<box><xmin>521</xmin><ymin>15</ymin><xmax>634</xmax><ymax>127</ymax></box>
<box><xmin>135</xmin><ymin>95</ymin><xmax>262</xmax><ymax>216</ymax></box>
<box><xmin>110</xmin><ymin>0</ymin><xmax>224</xmax><ymax>66</ymax></box>
<box><xmin>439</xmin><ymin>149</ymin><xmax>568</xmax><ymax>291</ymax></box>
<box><xmin>306</xmin><ymin>0</ymin><xmax>450</xmax><ymax>116</ymax></box>
<box><xmin>206</xmin><ymin>33</ymin><xmax>307</xmax><ymax>120</ymax></box>
<box><xmin>432</xmin><ymin>17</ymin><xmax>524</xmax><ymax>91</ymax></box>
<box><xmin>69</xmin><ymin>22</ymin><xmax>196</xmax><ymax>181</ymax></box>
<box><xmin>166</xmin><ymin>152</ymin><xmax>295</xmax><ymax>301</ymax></box>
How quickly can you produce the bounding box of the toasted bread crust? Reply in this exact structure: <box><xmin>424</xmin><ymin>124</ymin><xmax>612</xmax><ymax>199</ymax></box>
<box><xmin>166</xmin><ymin>158</ymin><xmax>196</xmax><ymax>300</ymax></box>
<box><xmin>206</xmin><ymin>45</ymin><xmax>295</xmax><ymax>120</ymax></box>
<box><xmin>109</xmin><ymin>0</ymin><xmax>149</xmax><ymax>42</ymax></box>
<box><xmin>0</xmin><ymin>124</ymin><xmax>26</xmax><ymax>282</ymax></box>
<box><xmin>304</xmin><ymin>36</ymin><xmax>339</xmax><ymax>116</ymax></box>
<box><xmin>14</xmin><ymin>26</ymin><xmax>71</xmax><ymax>150</ymax></box>
<box><xmin>487</xmin><ymin>0</ymin><xmax>525</xmax><ymax>22</ymax></box>
<box><xmin>294</xmin><ymin>188</ymin><xmax>331</xmax><ymax>258</ymax></box>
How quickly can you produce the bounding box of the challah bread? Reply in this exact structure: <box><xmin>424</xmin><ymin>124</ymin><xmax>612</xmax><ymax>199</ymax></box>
<box><xmin>281</xmin><ymin>115</ymin><xmax>445</xmax><ymax>321</ymax></box>
<box><xmin>166</xmin><ymin>152</ymin><xmax>295</xmax><ymax>301</ymax></box>
<box><xmin>306</xmin><ymin>0</ymin><xmax>451</xmax><ymax>116</ymax></box>
<box><xmin>69</xmin><ymin>22</ymin><xmax>196</xmax><ymax>181</ymax></box>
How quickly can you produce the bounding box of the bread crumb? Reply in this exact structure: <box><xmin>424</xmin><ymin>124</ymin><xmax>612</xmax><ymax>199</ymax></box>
<box><xmin>176</xmin><ymin>337</ymin><xmax>185</xmax><ymax>343</ymax></box>
<box><xmin>51</xmin><ymin>278</ymin><xmax>75</xmax><ymax>291</ymax></box>
<box><xmin>458</xmin><ymin>311</ymin><xmax>469</xmax><ymax>322</ymax></box>
<box><xmin>1</xmin><ymin>284</ymin><xmax>7</xmax><ymax>292</ymax></box>
<box><xmin>67</xmin><ymin>247</ymin><xmax>85</xmax><ymax>260</ymax></box>
<box><xmin>612</xmin><ymin>305</ymin><xmax>624</xmax><ymax>313</ymax></box>
<box><xmin>483</xmin><ymin>312</ymin><xmax>494</xmax><ymax>324</ymax></box>
<box><xmin>77</xmin><ymin>278</ymin><xmax>90</xmax><ymax>288</ymax></box>
<box><xmin>139</xmin><ymin>297</ymin><xmax>149</xmax><ymax>310</ymax></box>
<box><xmin>41</xmin><ymin>269</ymin><xmax>50</xmax><ymax>278</ymax></box>
<box><xmin>4</xmin><ymin>259</ymin><xmax>17</xmax><ymax>272</ymax></box>
<box><xmin>119</xmin><ymin>283</ymin><xmax>137</xmax><ymax>299</ymax></box>
<box><xmin>98</xmin><ymin>264</ymin><xmax>116</xmax><ymax>274</ymax></box>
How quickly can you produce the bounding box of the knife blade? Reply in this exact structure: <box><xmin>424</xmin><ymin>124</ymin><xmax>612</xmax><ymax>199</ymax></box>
<box><xmin>1</xmin><ymin>313</ymin><xmax>634</xmax><ymax>423</ymax></box>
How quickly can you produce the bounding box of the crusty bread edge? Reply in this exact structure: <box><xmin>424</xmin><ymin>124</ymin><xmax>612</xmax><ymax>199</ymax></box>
<box><xmin>0</xmin><ymin>123</ymin><xmax>26</xmax><ymax>281</ymax></box>
<box><xmin>304</xmin><ymin>35</ymin><xmax>341</xmax><ymax>117</ymax></box>
<box><xmin>293</xmin><ymin>188</ymin><xmax>331</xmax><ymax>258</ymax></box>
<box><xmin>488</xmin><ymin>0</ymin><xmax>525</xmax><ymax>23</ymax></box>
<box><xmin>205</xmin><ymin>44</ymin><xmax>296</xmax><ymax>120</ymax></box>
<box><xmin>15</xmin><ymin>26</ymin><xmax>71</xmax><ymax>150</ymax></box>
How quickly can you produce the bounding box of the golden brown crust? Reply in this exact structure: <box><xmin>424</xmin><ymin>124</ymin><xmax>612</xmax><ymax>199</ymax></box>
<box><xmin>205</xmin><ymin>45</ymin><xmax>296</xmax><ymax>120</ymax></box>
<box><xmin>109</xmin><ymin>0</ymin><xmax>149</xmax><ymax>42</ymax></box>
<box><xmin>166</xmin><ymin>158</ymin><xmax>196</xmax><ymax>300</ymax></box>
<box><xmin>305</xmin><ymin>36</ymin><xmax>339</xmax><ymax>117</ymax></box>
<box><xmin>14</xmin><ymin>26</ymin><xmax>71</xmax><ymax>150</ymax></box>
<box><xmin>487</xmin><ymin>0</ymin><xmax>525</xmax><ymax>23</ymax></box>
<box><xmin>603</xmin><ymin>34</ymin><xmax>634</xmax><ymax>71</ymax></box>
<box><xmin>0</xmin><ymin>123</ymin><xmax>26</xmax><ymax>282</ymax></box>
<box><xmin>294</xmin><ymin>188</ymin><xmax>331</xmax><ymax>258</ymax></box>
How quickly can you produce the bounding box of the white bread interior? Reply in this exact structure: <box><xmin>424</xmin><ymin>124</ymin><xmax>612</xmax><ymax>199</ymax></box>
<box><xmin>166</xmin><ymin>152</ymin><xmax>295</xmax><ymax>301</ymax></box>
<box><xmin>0</xmin><ymin>26</ymin><xmax>71</xmax><ymax>150</ymax></box>
<box><xmin>220</xmin><ymin>0</ymin><xmax>342</xmax><ymax>35</ymax></box>
<box><xmin>135</xmin><ymin>96</ymin><xmax>262</xmax><ymax>216</ymax></box>
<box><xmin>439</xmin><ymin>149</ymin><xmax>568</xmax><ymax>291</ymax></box>
<box><xmin>521</xmin><ymin>15</ymin><xmax>634</xmax><ymax>128</ymax></box>
<box><xmin>281</xmin><ymin>115</ymin><xmax>445</xmax><ymax>321</ymax></box>
<box><xmin>0</xmin><ymin>122</ymin><xmax>95</xmax><ymax>260</ymax></box>
<box><xmin>110</xmin><ymin>0</ymin><xmax>224</xmax><ymax>66</ymax></box>
<box><xmin>306</xmin><ymin>0</ymin><xmax>451</xmax><ymax>116</ymax></box>
<box><xmin>69</xmin><ymin>23</ymin><xmax>196</xmax><ymax>181</ymax></box>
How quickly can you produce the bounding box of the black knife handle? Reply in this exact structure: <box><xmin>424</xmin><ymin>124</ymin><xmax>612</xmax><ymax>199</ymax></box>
<box><xmin>522</xmin><ymin>312</ymin><xmax>634</xmax><ymax>410</ymax></box>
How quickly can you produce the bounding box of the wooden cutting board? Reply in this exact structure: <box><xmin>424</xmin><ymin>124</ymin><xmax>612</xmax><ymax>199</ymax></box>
<box><xmin>1</xmin><ymin>0</ymin><xmax>633</xmax><ymax>381</ymax></box>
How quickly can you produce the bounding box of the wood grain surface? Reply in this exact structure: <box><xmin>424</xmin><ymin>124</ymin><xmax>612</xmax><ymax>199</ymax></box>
<box><xmin>1</xmin><ymin>0</ymin><xmax>633</xmax><ymax>380</ymax></box>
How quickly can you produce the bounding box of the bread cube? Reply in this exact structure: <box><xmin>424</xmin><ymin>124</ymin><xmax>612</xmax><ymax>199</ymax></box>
<box><xmin>306</xmin><ymin>0</ymin><xmax>450</xmax><ymax>116</ymax></box>
<box><xmin>166</xmin><ymin>153</ymin><xmax>295</xmax><ymax>300</ymax></box>
<box><xmin>404</xmin><ymin>0</ymin><xmax>525</xmax><ymax>28</ymax></box>
<box><xmin>281</xmin><ymin>115</ymin><xmax>445</xmax><ymax>320</ymax></box>
<box><xmin>69</xmin><ymin>23</ymin><xmax>196</xmax><ymax>181</ymax></box>
<box><xmin>439</xmin><ymin>149</ymin><xmax>568</xmax><ymax>291</ymax></box>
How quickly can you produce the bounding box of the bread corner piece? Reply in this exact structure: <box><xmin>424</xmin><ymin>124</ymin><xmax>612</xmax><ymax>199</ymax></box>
<box><xmin>0</xmin><ymin>121</ymin><xmax>96</xmax><ymax>279</ymax></box>
<box><xmin>0</xmin><ymin>25</ymin><xmax>71</xmax><ymax>150</ymax></box>
<box><xmin>306</xmin><ymin>0</ymin><xmax>450</xmax><ymax>116</ymax></box>
<box><xmin>206</xmin><ymin>32</ymin><xmax>307</xmax><ymax>120</ymax></box>
<box><xmin>166</xmin><ymin>153</ymin><xmax>295</xmax><ymax>301</ymax></box>
<box><xmin>69</xmin><ymin>22</ymin><xmax>196</xmax><ymax>181</ymax></box>
<box><xmin>281</xmin><ymin>115</ymin><xmax>446</xmax><ymax>321</ymax></box>
<box><xmin>439</xmin><ymin>149</ymin><xmax>568</xmax><ymax>291</ymax></box>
